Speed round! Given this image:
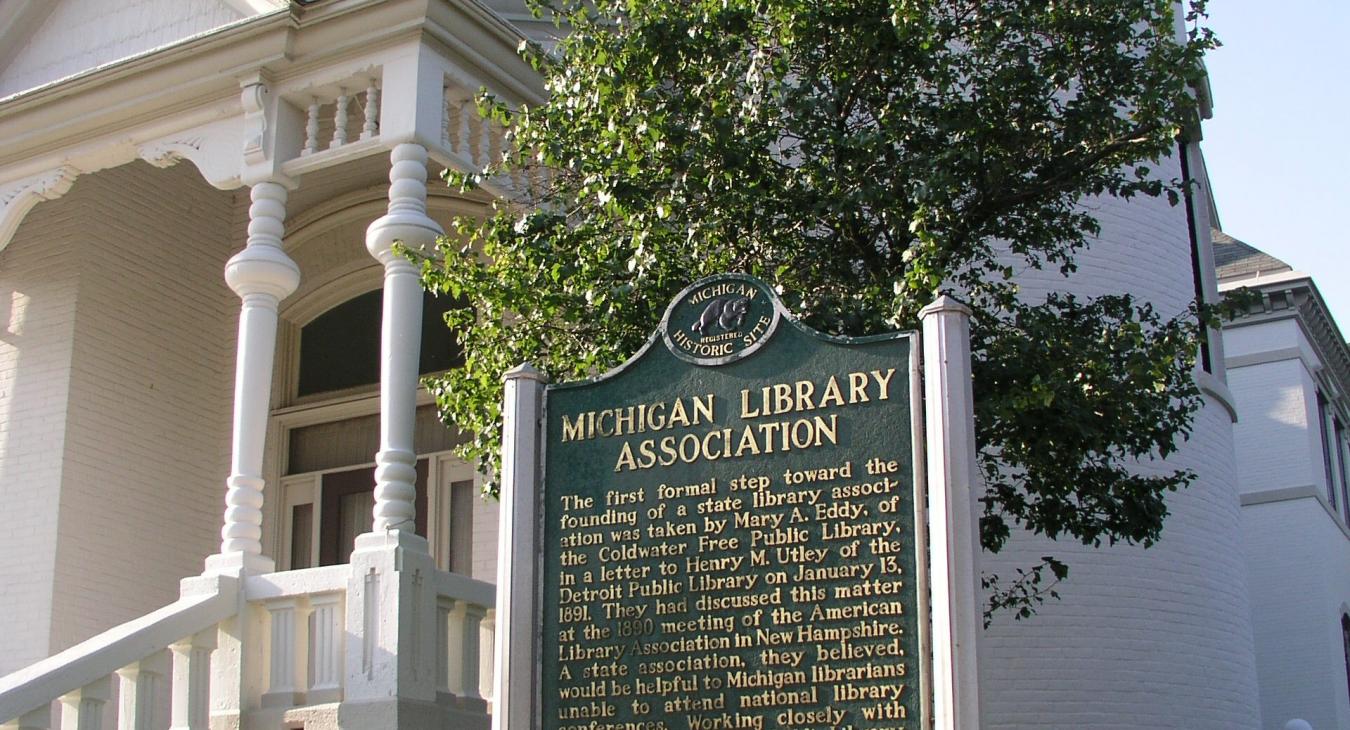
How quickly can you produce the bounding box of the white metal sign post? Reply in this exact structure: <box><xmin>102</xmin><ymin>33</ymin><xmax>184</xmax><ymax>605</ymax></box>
<box><xmin>920</xmin><ymin>296</ymin><xmax>984</xmax><ymax>730</ymax></box>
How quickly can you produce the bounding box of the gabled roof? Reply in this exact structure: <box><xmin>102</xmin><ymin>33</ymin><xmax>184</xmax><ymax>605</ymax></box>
<box><xmin>1213</xmin><ymin>229</ymin><xmax>1293</xmax><ymax>282</ymax></box>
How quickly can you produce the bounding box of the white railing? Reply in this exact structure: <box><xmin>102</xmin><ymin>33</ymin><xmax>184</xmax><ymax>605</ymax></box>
<box><xmin>0</xmin><ymin>574</ymin><xmax>234</xmax><ymax>730</ymax></box>
<box><xmin>441</xmin><ymin>82</ymin><xmax>532</xmax><ymax>193</ymax></box>
<box><xmin>434</xmin><ymin>571</ymin><xmax>496</xmax><ymax>708</ymax></box>
<box><xmin>442</xmin><ymin>87</ymin><xmax>498</xmax><ymax>172</ymax></box>
<box><xmin>0</xmin><ymin>564</ymin><xmax>495</xmax><ymax>729</ymax></box>
<box><xmin>299</xmin><ymin>75</ymin><xmax>382</xmax><ymax>158</ymax></box>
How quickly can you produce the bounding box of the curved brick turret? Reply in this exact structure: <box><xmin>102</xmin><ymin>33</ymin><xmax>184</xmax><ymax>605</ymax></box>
<box><xmin>980</xmin><ymin>152</ymin><xmax>1261</xmax><ymax>729</ymax></box>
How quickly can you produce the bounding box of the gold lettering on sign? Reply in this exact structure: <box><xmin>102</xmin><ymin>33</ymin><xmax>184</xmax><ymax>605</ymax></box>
<box><xmin>561</xmin><ymin>394</ymin><xmax>716</xmax><ymax>442</ymax></box>
<box><xmin>556</xmin><ymin>368</ymin><xmax>898</xmax><ymax>473</ymax></box>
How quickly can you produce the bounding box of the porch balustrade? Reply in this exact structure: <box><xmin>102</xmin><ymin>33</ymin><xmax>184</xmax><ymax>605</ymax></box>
<box><xmin>442</xmin><ymin>84</ymin><xmax>533</xmax><ymax>191</ymax></box>
<box><xmin>442</xmin><ymin>89</ymin><xmax>499</xmax><ymax>173</ymax></box>
<box><xmin>0</xmin><ymin>10</ymin><xmax>545</xmax><ymax>730</ymax></box>
<box><xmin>299</xmin><ymin>77</ymin><xmax>382</xmax><ymax>158</ymax></box>
<box><xmin>0</xmin><ymin>566</ymin><xmax>495</xmax><ymax>730</ymax></box>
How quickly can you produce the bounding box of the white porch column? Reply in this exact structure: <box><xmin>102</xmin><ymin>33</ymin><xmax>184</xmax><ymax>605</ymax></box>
<box><xmin>338</xmin><ymin>145</ymin><xmax>443</xmax><ymax>724</ymax></box>
<box><xmin>207</xmin><ymin>180</ymin><xmax>300</xmax><ymax>575</ymax></box>
<box><xmin>363</xmin><ymin>143</ymin><xmax>444</xmax><ymax>540</ymax></box>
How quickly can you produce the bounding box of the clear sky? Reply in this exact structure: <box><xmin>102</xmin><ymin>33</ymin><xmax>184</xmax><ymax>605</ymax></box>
<box><xmin>1201</xmin><ymin>2</ymin><xmax>1350</xmax><ymax>325</ymax></box>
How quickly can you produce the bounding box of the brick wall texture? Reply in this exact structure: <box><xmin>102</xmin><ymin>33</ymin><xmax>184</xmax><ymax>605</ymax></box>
<box><xmin>0</xmin><ymin>161</ymin><xmax>239</xmax><ymax>674</ymax></box>
<box><xmin>977</xmin><ymin>154</ymin><xmax>1262</xmax><ymax>728</ymax></box>
<box><xmin>0</xmin><ymin>186</ymin><xmax>79</xmax><ymax>674</ymax></box>
<box><xmin>1230</xmin><ymin>354</ymin><xmax>1323</xmax><ymax>495</ymax></box>
<box><xmin>1243</xmin><ymin>498</ymin><xmax>1350</xmax><ymax>730</ymax></box>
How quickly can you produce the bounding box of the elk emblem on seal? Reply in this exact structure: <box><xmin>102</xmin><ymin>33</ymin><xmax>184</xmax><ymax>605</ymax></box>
<box><xmin>691</xmin><ymin>295</ymin><xmax>749</xmax><ymax>335</ymax></box>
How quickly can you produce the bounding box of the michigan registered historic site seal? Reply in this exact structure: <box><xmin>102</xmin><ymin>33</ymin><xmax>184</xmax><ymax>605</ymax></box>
<box><xmin>661</xmin><ymin>273</ymin><xmax>782</xmax><ymax>365</ymax></box>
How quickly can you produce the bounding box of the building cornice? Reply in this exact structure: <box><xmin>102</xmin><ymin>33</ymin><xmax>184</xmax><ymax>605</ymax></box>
<box><xmin>1218</xmin><ymin>269</ymin><xmax>1311</xmax><ymax>291</ymax></box>
<box><xmin>1224</xmin><ymin>274</ymin><xmax>1350</xmax><ymax>414</ymax></box>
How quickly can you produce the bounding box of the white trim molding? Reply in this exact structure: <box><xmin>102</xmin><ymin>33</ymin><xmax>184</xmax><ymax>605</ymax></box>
<box><xmin>0</xmin><ymin>113</ymin><xmax>246</xmax><ymax>254</ymax></box>
<box><xmin>0</xmin><ymin>165</ymin><xmax>77</xmax><ymax>249</ymax></box>
<box><xmin>136</xmin><ymin>118</ymin><xmax>245</xmax><ymax>190</ymax></box>
<box><xmin>1196</xmin><ymin>370</ymin><xmax>1239</xmax><ymax>423</ymax></box>
<box><xmin>1240</xmin><ymin>485</ymin><xmax>1350</xmax><ymax>542</ymax></box>
<box><xmin>220</xmin><ymin>0</ymin><xmax>289</xmax><ymax>15</ymax></box>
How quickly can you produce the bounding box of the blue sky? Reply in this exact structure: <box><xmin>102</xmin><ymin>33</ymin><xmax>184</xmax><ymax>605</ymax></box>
<box><xmin>1201</xmin><ymin>2</ymin><xmax>1350</xmax><ymax>324</ymax></box>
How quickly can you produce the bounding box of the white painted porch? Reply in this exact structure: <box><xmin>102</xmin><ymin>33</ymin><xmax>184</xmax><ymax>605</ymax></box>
<box><xmin>0</xmin><ymin>3</ymin><xmax>546</xmax><ymax>728</ymax></box>
<box><xmin>0</xmin><ymin>554</ymin><xmax>495</xmax><ymax>729</ymax></box>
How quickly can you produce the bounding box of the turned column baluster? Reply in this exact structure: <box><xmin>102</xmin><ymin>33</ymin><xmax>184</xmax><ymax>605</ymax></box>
<box><xmin>487</xmin><ymin>122</ymin><xmax>503</xmax><ymax>170</ymax></box>
<box><xmin>332</xmin><ymin>89</ymin><xmax>350</xmax><ymax>147</ymax></box>
<box><xmin>456</xmin><ymin>100</ymin><xmax>471</xmax><ymax>156</ymax></box>
<box><xmin>441</xmin><ymin>88</ymin><xmax>453</xmax><ymax>150</ymax></box>
<box><xmin>169</xmin><ymin>631</ymin><xmax>215</xmax><ymax>730</ymax></box>
<box><xmin>436</xmin><ymin>597</ymin><xmax>453</xmax><ymax>693</ymax></box>
<box><xmin>446</xmin><ymin>601</ymin><xmax>485</xmax><ymax>703</ymax></box>
<box><xmin>262</xmin><ymin>599</ymin><xmax>306</xmax><ymax>707</ymax></box>
<box><xmin>308</xmin><ymin>593</ymin><xmax>344</xmax><ymax>701</ymax></box>
<box><xmin>362</xmin><ymin>80</ymin><xmax>380</xmax><ymax>140</ymax></box>
<box><xmin>479</xmin><ymin>610</ymin><xmax>496</xmax><ymax>703</ymax></box>
<box><xmin>303</xmin><ymin>99</ymin><xmax>320</xmax><ymax>156</ymax></box>
<box><xmin>467</xmin><ymin>112</ymin><xmax>484</xmax><ymax>169</ymax></box>
<box><xmin>116</xmin><ymin>653</ymin><xmax>166</xmax><ymax>730</ymax></box>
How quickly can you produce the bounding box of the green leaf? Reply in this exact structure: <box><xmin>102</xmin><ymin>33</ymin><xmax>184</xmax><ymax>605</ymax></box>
<box><xmin>418</xmin><ymin>0</ymin><xmax>1217</xmax><ymax>624</ymax></box>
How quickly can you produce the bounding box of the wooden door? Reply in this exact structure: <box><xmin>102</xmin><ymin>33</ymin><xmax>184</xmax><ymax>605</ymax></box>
<box><xmin>318</xmin><ymin>459</ymin><xmax>429</xmax><ymax>565</ymax></box>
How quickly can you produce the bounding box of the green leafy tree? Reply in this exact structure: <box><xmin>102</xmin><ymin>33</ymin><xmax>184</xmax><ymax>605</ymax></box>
<box><xmin>419</xmin><ymin>0</ymin><xmax>1218</xmax><ymax>619</ymax></box>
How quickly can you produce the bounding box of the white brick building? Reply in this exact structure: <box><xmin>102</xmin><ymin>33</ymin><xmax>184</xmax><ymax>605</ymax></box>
<box><xmin>1218</xmin><ymin>232</ymin><xmax>1350</xmax><ymax>730</ymax></box>
<box><xmin>0</xmin><ymin>1</ymin><xmax>1296</xmax><ymax>728</ymax></box>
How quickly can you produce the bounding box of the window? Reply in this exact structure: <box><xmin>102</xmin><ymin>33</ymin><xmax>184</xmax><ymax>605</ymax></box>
<box><xmin>278</xmin><ymin>286</ymin><xmax>484</xmax><ymax>573</ymax></box>
<box><xmin>1338</xmin><ymin>420</ymin><xmax>1350</xmax><ymax>524</ymax></box>
<box><xmin>1342</xmin><ymin>614</ymin><xmax>1350</xmax><ymax>704</ymax></box>
<box><xmin>282</xmin><ymin>454</ymin><xmax>483</xmax><ymax>573</ymax></box>
<box><xmin>280</xmin><ymin>406</ymin><xmax>484</xmax><ymax>572</ymax></box>
<box><xmin>1340</xmin><ymin>438</ymin><xmax>1350</xmax><ymax>526</ymax></box>
<box><xmin>1319</xmin><ymin>392</ymin><xmax>1339</xmax><ymax>510</ymax></box>
<box><xmin>446</xmin><ymin>477</ymin><xmax>476</xmax><ymax>574</ymax></box>
<box><xmin>318</xmin><ymin>461</ymin><xmax>428</xmax><ymax>565</ymax></box>
<box><xmin>290</xmin><ymin>503</ymin><xmax>313</xmax><ymax>570</ymax></box>
<box><xmin>296</xmin><ymin>289</ymin><xmax>466</xmax><ymax>398</ymax></box>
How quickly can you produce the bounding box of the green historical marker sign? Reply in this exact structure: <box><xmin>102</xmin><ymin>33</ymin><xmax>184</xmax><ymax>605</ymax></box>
<box><xmin>541</xmin><ymin>274</ymin><xmax>924</xmax><ymax>730</ymax></box>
